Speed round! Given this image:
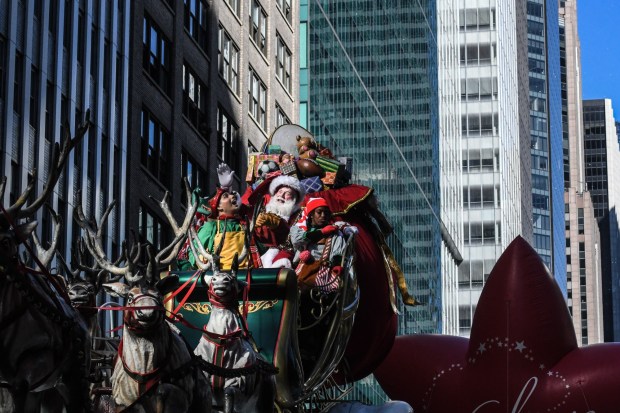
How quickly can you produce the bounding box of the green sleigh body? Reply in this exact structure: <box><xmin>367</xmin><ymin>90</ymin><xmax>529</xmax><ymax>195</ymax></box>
<box><xmin>168</xmin><ymin>236</ymin><xmax>358</xmax><ymax>409</ymax></box>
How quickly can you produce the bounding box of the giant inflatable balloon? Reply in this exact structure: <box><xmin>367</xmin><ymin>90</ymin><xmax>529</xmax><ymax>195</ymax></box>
<box><xmin>375</xmin><ymin>236</ymin><xmax>620</xmax><ymax>412</ymax></box>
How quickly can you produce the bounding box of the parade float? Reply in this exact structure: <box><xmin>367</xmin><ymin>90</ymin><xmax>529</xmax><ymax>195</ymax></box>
<box><xmin>3</xmin><ymin>120</ymin><xmax>620</xmax><ymax>413</ymax></box>
<box><xmin>0</xmin><ymin>121</ymin><xmax>413</xmax><ymax>412</ymax></box>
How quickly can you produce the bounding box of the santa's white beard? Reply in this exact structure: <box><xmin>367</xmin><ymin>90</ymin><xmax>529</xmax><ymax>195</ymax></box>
<box><xmin>265</xmin><ymin>197</ymin><xmax>297</xmax><ymax>221</ymax></box>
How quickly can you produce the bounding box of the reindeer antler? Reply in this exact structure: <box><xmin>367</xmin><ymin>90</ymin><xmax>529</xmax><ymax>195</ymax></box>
<box><xmin>188</xmin><ymin>221</ymin><xmax>229</xmax><ymax>272</ymax></box>
<box><xmin>188</xmin><ymin>225</ymin><xmax>213</xmax><ymax>271</ymax></box>
<box><xmin>74</xmin><ymin>177</ymin><xmax>196</xmax><ymax>286</ymax></box>
<box><xmin>150</xmin><ymin>177</ymin><xmax>197</xmax><ymax>265</ymax></box>
<box><xmin>31</xmin><ymin>205</ymin><xmax>62</xmax><ymax>270</ymax></box>
<box><xmin>56</xmin><ymin>238</ymin><xmax>111</xmax><ymax>287</ymax></box>
<box><xmin>74</xmin><ymin>197</ymin><xmax>143</xmax><ymax>283</ymax></box>
<box><xmin>2</xmin><ymin>110</ymin><xmax>91</xmax><ymax>223</ymax></box>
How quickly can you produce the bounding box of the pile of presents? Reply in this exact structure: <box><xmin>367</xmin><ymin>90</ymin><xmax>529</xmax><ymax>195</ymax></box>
<box><xmin>246</xmin><ymin>136</ymin><xmax>353</xmax><ymax>193</ymax></box>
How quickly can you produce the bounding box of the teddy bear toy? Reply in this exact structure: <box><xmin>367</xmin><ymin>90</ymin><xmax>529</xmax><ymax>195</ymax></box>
<box><xmin>296</xmin><ymin>135</ymin><xmax>333</xmax><ymax>159</ymax></box>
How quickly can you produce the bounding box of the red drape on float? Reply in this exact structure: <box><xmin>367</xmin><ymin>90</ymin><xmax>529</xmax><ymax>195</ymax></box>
<box><xmin>308</xmin><ymin>184</ymin><xmax>398</xmax><ymax>381</ymax></box>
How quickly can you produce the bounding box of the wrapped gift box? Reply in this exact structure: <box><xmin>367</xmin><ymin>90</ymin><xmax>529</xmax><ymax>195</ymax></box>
<box><xmin>280</xmin><ymin>153</ymin><xmax>296</xmax><ymax>163</ymax></box>
<box><xmin>300</xmin><ymin>176</ymin><xmax>323</xmax><ymax>194</ymax></box>
<box><xmin>321</xmin><ymin>172</ymin><xmax>336</xmax><ymax>185</ymax></box>
<box><xmin>315</xmin><ymin>155</ymin><xmax>344</xmax><ymax>175</ymax></box>
<box><xmin>267</xmin><ymin>145</ymin><xmax>282</xmax><ymax>155</ymax></box>
<box><xmin>246</xmin><ymin>154</ymin><xmax>258</xmax><ymax>182</ymax></box>
<box><xmin>279</xmin><ymin>161</ymin><xmax>297</xmax><ymax>176</ymax></box>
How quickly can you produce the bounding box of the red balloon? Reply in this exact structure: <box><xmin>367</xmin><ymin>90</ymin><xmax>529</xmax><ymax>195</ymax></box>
<box><xmin>375</xmin><ymin>236</ymin><xmax>620</xmax><ymax>412</ymax></box>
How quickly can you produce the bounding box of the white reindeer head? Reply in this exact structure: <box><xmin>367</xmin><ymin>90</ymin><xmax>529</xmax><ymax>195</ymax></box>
<box><xmin>102</xmin><ymin>248</ymin><xmax>179</xmax><ymax>334</ymax></box>
<box><xmin>74</xmin><ymin>179</ymin><xmax>198</xmax><ymax>333</ymax></box>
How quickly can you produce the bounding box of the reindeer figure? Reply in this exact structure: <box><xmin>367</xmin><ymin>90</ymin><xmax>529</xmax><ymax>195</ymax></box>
<box><xmin>0</xmin><ymin>113</ymin><xmax>92</xmax><ymax>412</ymax></box>
<box><xmin>190</xmin><ymin>229</ymin><xmax>276</xmax><ymax>413</ymax></box>
<box><xmin>75</xmin><ymin>180</ymin><xmax>211</xmax><ymax>413</ymax></box>
<box><xmin>56</xmin><ymin>239</ymin><xmax>107</xmax><ymax>335</ymax></box>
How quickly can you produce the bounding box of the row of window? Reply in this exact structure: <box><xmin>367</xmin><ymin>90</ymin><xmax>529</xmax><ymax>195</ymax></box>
<box><xmin>584</xmin><ymin>138</ymin><xmax>608</xmax><ymax>149</ymax></box>
<box><xmin>139</xmin><ymin>104</ymin><xmax>234</xmax><ymax>187</ymax></box>
<box><xmin>139</xmin><ymin>93</ymin><xmax>289</xmax><ymax>190</ymax></box>
<box><xmin>584</xmin><ymin>126</ymin><xmax>608</xmax><ymax>136</ymax></box>
<box><xmin>460</xmin><ymin>77</ymin><xmax>498</xmax><ymax>102</ymax></box>
<box><xmin>459</xmin><ymin>259</ymin><xmax>495</xmax><ymax>288</ymax></box>
<box><xmin>224</xmin><ymin>0</ymin><xmax>291</xmax><ymax>25</ymax></box>
<box><xmin>143</xmin><ymin>13</ymin><xmax>293</xmax><ymax>135</ymax></box>
<box><xmin>459</xmin><ymin>44</ymin><xmax>496</xmax><ymax>66</ymax></box>
<box><xmin>459</xmin><ymin>8</ymin><xmax>496</xmax><ymax>31</ymax></box>
<box><xmin>462</xmin><ymin>186</ymin><xmax>500</xmax><ymax>209</ymax></box>
<box><xmin>463</xmin><ymin>222</ymin><xmax>501</xmax><ymax>245</ymax></box>
<box><xmin>461</xmin><ymin>113</ymin><xmax>499</xmax><ymax>137</ymax></box>
<box><xmin>461</xmin><ymin>157</ymin><xmax>495</xmax><ymax>172</ymax></box>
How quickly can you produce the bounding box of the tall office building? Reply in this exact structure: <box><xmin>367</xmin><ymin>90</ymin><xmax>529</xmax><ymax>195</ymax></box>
<box><xmin>304</xmin><ymin>0</ymin><xmax>462</xmax><ymax>338</ymax></box>
<box><xmin>582</xmin><ymin>98</ymin><xmax>620</xmax><ymax>341</ymax></box>
<box><xmin>527</xmin><ymin>0</ymin><xmax>565</xmax><ymax>288</ymax></box>
<box><xmin>0</xmin><ymin>0</ymin><xmax>130</xmax><ymax>269</ymax></box>
<box><xmin>560</xmin><ymin>0</ymin><xmax>604</xmax><ymax>345</ymax></box>
<box><xmin>457</xmin><ymin>0</ymin><xmax>532</xmax><ymax>336</ymax></box>
<box><xmin>127</xmin><ymin>0</ymin><xmax>299</xmax><ymax>248</ymax></box>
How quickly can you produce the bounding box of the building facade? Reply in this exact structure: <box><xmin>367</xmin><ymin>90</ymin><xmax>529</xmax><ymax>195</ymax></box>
<box><xmin>527</xmin><ymin>0</ymin><xmax>565</xmax><ymax>288</ymax></box>
<box><xmin>582</xmin><ymin>98</ymin><xmax>620</xmax><ymax>341</ymax></box>
<box><xmin>457</xmin><ymin>0</ymin><xmax>531</xmax><ymax>336</ymax></box>
<box><xmin>303</xmin><ymin>0</ymin><xmax>462</xmax><ymax>402</ymax></box>
<box><xmin>0</xmin><ymin>0</ymin><xmax>130</xmax><ymax>270</ymax></box>
<box><xmin>126</xmin><ymin>0</ymin><xmax>299</xmax><ymax>250</ymax></box>
<box><xmin>560</xmin><ymin>0</ymin><xmax>604</xmax><ymax>346</ymax></box>
<box><xmin>305</xmin><ymin>0</ymin><xmax>462</xmax><ymax>339</ymax></box>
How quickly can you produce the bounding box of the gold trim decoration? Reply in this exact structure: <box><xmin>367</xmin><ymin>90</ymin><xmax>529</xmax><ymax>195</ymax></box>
<box><xmin>245</xmin><ymin>299</ymin><xmax>279</xmax><ymax>313</ymax></box>
<box><xmin>182</xmin><ymin>300</ymin><xmax>280</xmax><ymax>315</ymax></box>
<box><xmin>332</xmin><ymin>188</ymin><xmax>374</xmax><ymax>216</ymax></box>
<box><xmin>183</xmin><ymin>302</ymin><xmax>213</xmax><ymax>315</ymax></box>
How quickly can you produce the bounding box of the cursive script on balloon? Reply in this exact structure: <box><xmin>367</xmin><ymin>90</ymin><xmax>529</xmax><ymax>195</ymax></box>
<box><xmin>472</xmin><ymin>376</ymin><xmax>536</xmax><ymax>413</ymax></box>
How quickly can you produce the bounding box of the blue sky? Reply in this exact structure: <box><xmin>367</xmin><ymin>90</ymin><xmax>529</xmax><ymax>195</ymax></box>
<box><xmin>578</xmin><ymin>1</ymin><xmax>620</xmax><ymax>116</ymax></box>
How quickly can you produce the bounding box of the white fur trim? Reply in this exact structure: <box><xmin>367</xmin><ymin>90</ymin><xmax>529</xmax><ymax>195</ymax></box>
<box><xmin>271</xmin><ymin>258</ymin><xmax>292</xmax><ymax>269</ymax></box>
<box><xmin>269</xmin><ymin>175</ymin><xmax>305</xmax><ymax>202</ymax></box>
<box><xmin>260</xmin><ymin>248</ymin><xmax>280</xmax><ymax>268</ymax></box>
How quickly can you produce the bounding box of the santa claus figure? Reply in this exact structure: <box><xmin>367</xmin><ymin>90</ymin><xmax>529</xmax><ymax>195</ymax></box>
<box><xmin>254</xmin><ymin>175</ymin><xmax>305</xmax><ymax>268</ymax></box>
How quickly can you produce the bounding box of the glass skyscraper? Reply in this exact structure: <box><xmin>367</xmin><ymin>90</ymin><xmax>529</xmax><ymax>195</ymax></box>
<box><xmin>301</xmin><ymin>1</ymin><xmax>461</xmax><ymax>402</ymax></box>
<box><xmin>527</xmin><ymin>0</ymin><xmax>566</xmax><ymax>292</ymax></box>
<box><xmin>303</xmin><ymin>0</ymin><xmax>462</xmax><ymax>340</ymax></box>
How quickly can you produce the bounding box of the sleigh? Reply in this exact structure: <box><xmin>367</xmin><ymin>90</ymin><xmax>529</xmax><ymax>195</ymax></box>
<box><xmin>168</xmin><ymin>233</ymin><xmax>358</xmax><ymax>409</ymax></box>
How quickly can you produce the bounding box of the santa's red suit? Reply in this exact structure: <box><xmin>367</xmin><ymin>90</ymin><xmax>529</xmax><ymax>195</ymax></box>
<box><xmin>248</xmin><ymin>175</ymin><xmax>305</xmax><ymax>268</ymax></box>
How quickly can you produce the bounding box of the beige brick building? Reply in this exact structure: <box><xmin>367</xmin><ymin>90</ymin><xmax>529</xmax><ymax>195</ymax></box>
<box><xmin>560</xmin><ymin>0</ymin><xmax>604</xmax><ymax>345</ymax></box>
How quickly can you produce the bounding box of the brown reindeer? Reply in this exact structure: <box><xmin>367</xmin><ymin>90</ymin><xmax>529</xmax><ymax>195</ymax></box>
<box><xmin>189</xmin><ymin>228</ymin><xmax>276</xmax><ymax>413</ymax></box>
<box><xmin>75</xmin><ymin>180</ymin><xmax>211</xmax><ymax>413</ymax></box>
<box><xmin>0</xmin><ymin>112</ymin><xmax>92</xmax><ymax>412</ymax></box>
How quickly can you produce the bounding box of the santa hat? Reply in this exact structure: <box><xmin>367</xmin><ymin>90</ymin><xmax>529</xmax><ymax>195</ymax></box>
<box><xmin>207</xmin><ymin>188</ymin><xmax>225</xmax><ymax>218</ymax></box>
<box><xmin>269</xmin><ymin>175</ymin><xmax>305</xmax><ymax>204</ymax></box>
<box><xmin>305</xmin><ymin>197</ymin><xmax>328</xmax><ymax>215</ymax></box>
<box><xmin>295</xmin><ymin>197</ymin><xmax>329</xmax><ymax>230</ymax></box>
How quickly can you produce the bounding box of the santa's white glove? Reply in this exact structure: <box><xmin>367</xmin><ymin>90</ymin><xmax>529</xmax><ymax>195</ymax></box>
<box><xmin>333</xmin><ymin>221</ymin><xmax>347</xmax><ymax>228</ymax></box>
<box><xmin>217</xmin><ymin>163</ymin><xmax>235</xmax><ymax>190</ymax></box>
